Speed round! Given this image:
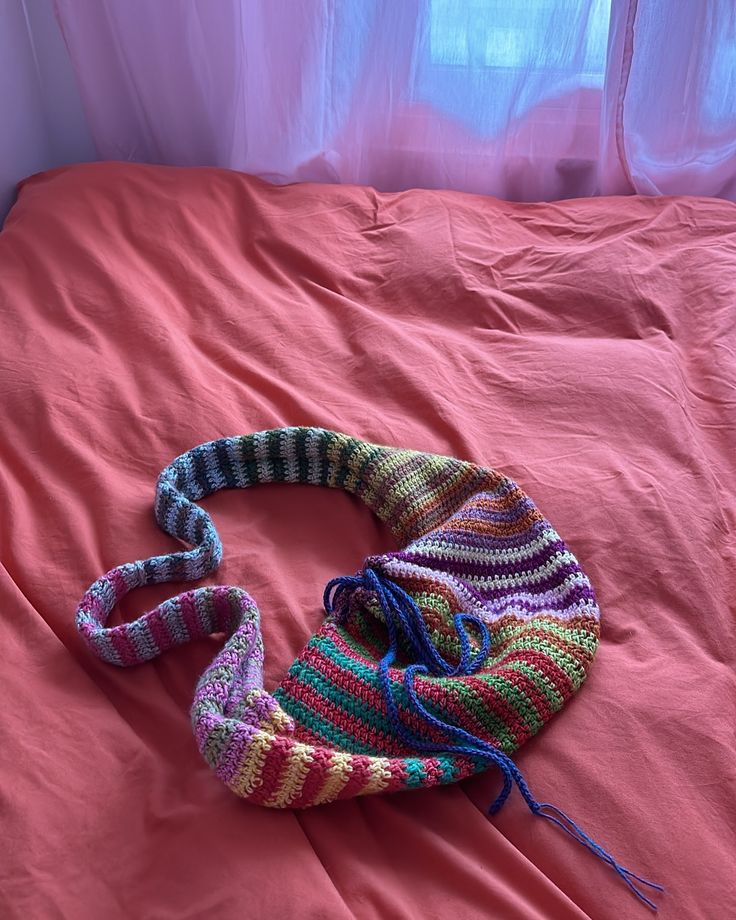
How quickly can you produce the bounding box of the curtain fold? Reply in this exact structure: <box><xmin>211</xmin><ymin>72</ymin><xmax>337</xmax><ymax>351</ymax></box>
<box><xmin>0</xmin><ymin>0</ymin><xmax>94</xmax><ymax>219</ymax></box>
<box><xmin>2</xmin><ymin>0</ymin><xmax>735</xmax><ymax>222</ymax></box>
<box><xmin>612</xmin><ymin>0</ymin><xmax>736</xmax><ymax>200</ymax></box>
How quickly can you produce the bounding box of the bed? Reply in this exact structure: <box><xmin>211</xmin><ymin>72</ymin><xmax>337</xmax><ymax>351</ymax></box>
<box><xmin>1</xmin><ymin>163</ymin><xmax>734</xmax><ymax>919</ymax></box>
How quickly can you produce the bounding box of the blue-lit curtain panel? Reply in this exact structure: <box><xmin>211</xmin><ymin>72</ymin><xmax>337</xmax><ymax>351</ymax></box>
<box><xmin>3</xmin><ymin>0</ymin><xmax>736</xmax><ymax>221</ymax></box>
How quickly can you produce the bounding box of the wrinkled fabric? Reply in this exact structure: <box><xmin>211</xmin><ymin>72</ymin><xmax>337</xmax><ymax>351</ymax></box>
<box><xmin>0</xmin><ymin>162</ymin><xmax>734</xmax><ymax>920</ymax></box>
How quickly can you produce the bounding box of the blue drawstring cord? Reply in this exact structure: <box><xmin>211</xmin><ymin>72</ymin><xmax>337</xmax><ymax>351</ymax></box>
<box><xmin>324</xmin><ymin>566</ymin><xmax>664</xmax><ymax>911</ymax></box>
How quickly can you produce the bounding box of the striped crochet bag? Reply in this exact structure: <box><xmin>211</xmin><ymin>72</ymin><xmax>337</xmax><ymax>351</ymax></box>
<box><xmin>76</xmin><ymin>428</ymin><xmax>661</xmax><ymax>909</ymax></box>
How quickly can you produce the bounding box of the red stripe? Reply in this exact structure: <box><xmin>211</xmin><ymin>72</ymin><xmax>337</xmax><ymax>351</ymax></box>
<box><xmin>109</xmin><ymin>626</ymin><xmax>141</xmax><ymax>666</ymax></box>
<box><xmin>325</xmin><ymin>631</ymin><xmax>508</xmax><ymax>747</ymax></box>
<box><xmin>415</xmin><ymin>675</ymin><xmax>511</xmax><ymax>749</ymax></box>
<box><xmin>498</xmin><ymin>648</ymin><xmax>575</xmax><ymax>700</ymax></box>
<box><xmin>384</xmin><ymin>758</ymin><xmax>409</xmax><ymax>792</ymax></box>
<box><xmin>299</xmin><ymin>642</ymin><xmax>453</xmax><ymax>750</ymax></box>
<box><xmin>279</xmin><ymin>669</ymin><xmax>409</xmax><ymax>757</ymax></box>
<box><xmin>495</xmin><ymin>665</ymin><xmax>554</xmax><ymax>725</ymax></box>
<box><xmin>464</xmin><ymin>674</ymin><xmax>530</xmax><ymax>748</ymax></box>
<box><xmin>289</xmin><ymin>747</ymin><xmax>337</xmax><ymax>808</ymax></box>
<box><xmin>332</xmin><ymin>754</ymin><xmax>376</xmax><ymax>801</ymax></box>
<box><xmin>245</xmin><ymin>736</ymin><xmax>293</xmax><ymax>806</ymax></box>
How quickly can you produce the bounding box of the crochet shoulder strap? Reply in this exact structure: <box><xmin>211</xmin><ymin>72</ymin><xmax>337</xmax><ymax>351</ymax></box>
<box><xmin>77</xmin><ymin>427</ymin><xmax>494</xmax><ymax>664</ymax></box>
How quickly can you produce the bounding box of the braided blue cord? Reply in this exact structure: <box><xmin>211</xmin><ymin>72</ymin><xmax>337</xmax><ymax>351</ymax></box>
<box><xmin>324</xmin><ymin>566</ymin><xmax>663</xmax><ymax>911</ymax></box>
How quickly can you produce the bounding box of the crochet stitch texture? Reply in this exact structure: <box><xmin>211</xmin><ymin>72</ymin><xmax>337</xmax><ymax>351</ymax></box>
<box><xmin>77</xmin><ymin>427</ymin><xmax>600</xmax><ymax>808</ymax></box>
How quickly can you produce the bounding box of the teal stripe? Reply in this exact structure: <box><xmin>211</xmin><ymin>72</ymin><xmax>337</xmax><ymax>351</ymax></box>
<box><xmin>287</xmin><ymin>657</ymin><xmax>393</xmax><ymax>749</ymax></box>
<box><xmin>403</xmin><ymin>758</ymin><xmax>427</xmax><ymax>788</ymax></box>
<box><xmin>273</xmin><ymin>689</ymin><xmax>379</xmax><ymax>756</ymax></box>
<box><xmin>315</xmin><ymin>631</ymin><xmax>518</xmax><ymax>754</ymax></box>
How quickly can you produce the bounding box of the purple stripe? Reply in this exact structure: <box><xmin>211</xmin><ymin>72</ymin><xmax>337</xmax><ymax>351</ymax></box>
<box><xmin>479</xmin><ymin>581</ymin><xmax>597</xmax><ymax>606</ymax></box>
<box><xmin>401</xmin><ymin>541</ymin><xmax>569</xmax><ymax>578</ymax></box>
<box><xmin>422</xmin><ymin>521</ymin><xmax>550</xmax><ymax>550</ymax></box>
<box><xmin>215</xmin><ymin>723</ymin><xmax>253</xmax><ymax>784</ymax></box>
<box><xmin>449</xmin><ymin>501</ymin><xmax>534</xmax><ymax>524</ymax></box>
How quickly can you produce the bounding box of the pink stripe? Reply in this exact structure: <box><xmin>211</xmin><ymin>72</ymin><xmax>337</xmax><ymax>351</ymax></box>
<box><xmin>108</xmin><ymin>567</ymin><xmax>131</xmax><ymax>602</ymax></box>
<box><xmin>333</xmin><ymin>754</ymin><xmax>375</xmax><ymax>800</ymax></box>
<box><xmin>246</xmin><ymin>737</ymin><xmax>292</xmax><ymax>806</ymax></box>
<box><xmin>109</xmin><ymin>626</ymin><xmax>142</xmax><ymax>666</ymax></box>
<box><xmin>212</xmin><ymin>587</ymin><xmax>235</xmax><ymax>633</ymax></box>
<box><xmin>384</xmin><ymin>758</ymin><xmax>409</xmax><ymax>793</ymax></box>
<box><xmin>289</xmin><ymin>747</ymin><xmax>335</xmax><ymax>808</ymax></box>
<box><xmin>179</xmin><ymin>591</ymin><xmax>205</xmax><ymax>639</ymax></box>
<box><xmin>84</xmin><ymin>595</ymin><xmax>107</xmax><ymax>625</ymax></box>
<box><xmin>147</xmin><ymin>604</ymin><xmax>173</xmax><ymax>655</ymax></box>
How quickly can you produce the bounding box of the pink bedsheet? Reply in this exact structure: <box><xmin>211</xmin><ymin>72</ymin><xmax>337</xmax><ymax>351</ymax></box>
<box><xmin>1</xmin><ymin>163</ymin><xmax>734</xmax><ymax>919</ymax></box>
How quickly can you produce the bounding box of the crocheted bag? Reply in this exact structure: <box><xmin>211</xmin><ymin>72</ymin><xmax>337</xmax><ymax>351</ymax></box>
<box><xmin>77</xmin><ymin>428</ymin><xmax>661</xmax><ymax>908</ymax></box>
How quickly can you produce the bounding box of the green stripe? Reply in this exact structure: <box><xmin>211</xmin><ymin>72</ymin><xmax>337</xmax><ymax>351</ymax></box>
<box><xmin>354</xmin><ymin>444</ymin><xmax>388</xmax><ymax>502</ymax></box>
<box><xmin>503</xmin><ymin>660</ymin><xmax>565</xmax><ymax>712</ymax></box>
<box><xmin>482</xmin><ymin>675</ymin><xmax>544</xmax><ymax>734</ymax></box>
<box><xmin>492</xmin><ymin>634</ymin><xmax>589</xmax><ymax>689</ymax></box>
<box><xmin>236</xmin><ymin>434</ymin><xmax>260</xmax><ymax>483</ymax></box>
<box><xmin>333</xmin><ymin>437</ymin><xmax>360</xmax><ymax>490</ymax></box>
<box><xmin>318</xmin><ymin>431</ymin><xmax>337</xmax><ymax>486</ymax></box>
<box><xmin>295</xmin><ymin>427</ymin><xmax>310</xmax><ymax>483</ymax></box>
<box><xmin>395</xmin><ymin>458</ymin><xmax>469</xmax><ymax>530</ymax></box>
<box><xmin>268</xmin><ymin>429</ymin><xmax>286</xmax><ymax>482</ymax></box>
<box><xmin>353</xmin><ymin>607</ymin><xmax>390</xmax><ymax>659</ymax></box>
<box><xmin>495</xmin><ymin>618</ymin><xmax>598</xmax><ymax>655</ymax></box>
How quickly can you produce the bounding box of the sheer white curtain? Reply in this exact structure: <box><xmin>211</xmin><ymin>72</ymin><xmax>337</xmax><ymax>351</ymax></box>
<box><xmin>0</xmin><ymin>0</ymin><xmax>93</xmax><ymax>218</ymax></box>
<box><xmin>2</xmin><ymin>1</ymin><xmax>736</xmax><ymax>221</ymax></box>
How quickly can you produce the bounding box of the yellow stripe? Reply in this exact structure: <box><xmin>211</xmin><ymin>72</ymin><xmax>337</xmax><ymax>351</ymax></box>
<box><xmin>343</xmin><ymin>441</ymin><xmax>374</xmax><ymax>493</ymax></box>
<box><xmin>262</xmin><ymin>705</ymin><xmax>293</xmax><ymax>734</ymax></box>
<box><xmin>326</xmin><ymin>434</ymin><xmax>351</xmax><ymax>487</ymax></box>
<box><xmin>361</xmin><ymin>449</ymin><xmax>415</xmax><ymax>516</ymax></box>
<box><xmin>311</xmin><ymin>751</ymin><xmax>353</xmax><ymax>805</ymax></box>
<box><xmin>264</xmin><ymin>741</ymin><xmax>315</xmax><ymax>808</ymax></box>
<box><xmin>357</xmin><ymin>757</ymin><xmax>393</xmax><ymax>796</ymax></box>
<box><xmin>230</xmin><ymin>730</ymin><xmax>274</xmax><ymax>797</ymax></box>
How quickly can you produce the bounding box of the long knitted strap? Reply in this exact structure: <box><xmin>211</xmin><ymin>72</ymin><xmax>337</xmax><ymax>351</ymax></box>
<box><xmin>76</xmin><ymin>427</ymin><xmax>480</xmax><ymax>665</ymax></box>
<box><xmin>76</xmin><ymin>566</ymin><xmax>252</xmax><ymax>666</ymax></box>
